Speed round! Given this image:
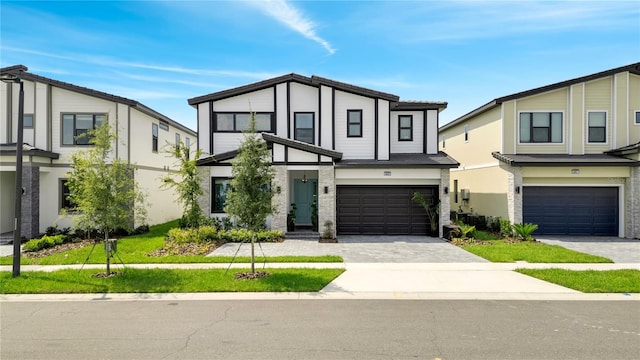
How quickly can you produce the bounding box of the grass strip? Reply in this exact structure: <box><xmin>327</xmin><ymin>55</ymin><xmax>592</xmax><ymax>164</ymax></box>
<box><xmin>516</xmin><ymin>268</ymin><xmax>640</xmax><ymax>293</ymax></box>
<box><xmin>0</xmin><ymin>268</ymin><xmax>345</xmax><ymax>294</ymax></box>
<box><xmin>460</xmin><ymin>240</ymin><xmax>613</xmax><ymax>263</ymax></box>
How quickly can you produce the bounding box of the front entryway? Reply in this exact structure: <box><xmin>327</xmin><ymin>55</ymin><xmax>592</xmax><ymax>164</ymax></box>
<box><xmin>293</xmin><ymin>179</ymin><xmax>317</xmax><ymax>226</ymax></box>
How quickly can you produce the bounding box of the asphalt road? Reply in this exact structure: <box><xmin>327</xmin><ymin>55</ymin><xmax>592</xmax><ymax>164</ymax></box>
<box><xmin>1</xmin><ymin>300</ymin><xmax>639</xmax><ymax>360</ymax></box>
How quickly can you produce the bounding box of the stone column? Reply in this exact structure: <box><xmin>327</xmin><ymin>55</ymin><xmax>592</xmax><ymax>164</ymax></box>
<box><xmin>506</xmin><ymin>165</ymin><xmax>523</xmax><ymax>224</ymax></box>
<box><xmin>318</xmin><ymin>165</ymin><xmax>336</xmax><ymax>238</ymax></box>
<box><xmin>439</xmin><ymin>168</ymin><xmax>451</xmax><ymax>238</ymax></box>
<box><xmin>271</xmin><ymin>165</ymin><xmax>288</xmax><ymax>233</ymax></box>
<box><xmin>21</xmin><ymin>164</ymin><xmax>39</xmax><ymax>239</ymax></box>
<box><xmin>627</xmin><ymin>167</ymin><xmax>640</xmax><ymax>239</ymax></box>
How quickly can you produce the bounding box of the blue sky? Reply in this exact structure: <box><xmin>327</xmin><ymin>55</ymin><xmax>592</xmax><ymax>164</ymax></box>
<box><xmin>1</xmin><ymin>1</ymin><xmax>638</xmax><ymax>131</ymax></box>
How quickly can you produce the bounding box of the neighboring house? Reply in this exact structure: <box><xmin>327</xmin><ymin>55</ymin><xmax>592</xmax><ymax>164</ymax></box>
<box><xmin>0</xmin><ymin>65</ymin><xmax>197</xmax><ymax>239</ymax></box>
<box><xmin>188</xmin><ymin>74</ymin><xmax>458</xmax><ymax>237</ymax></box>
<box><xmin>440</xmin><ymin>63</ymin><xmax>640</xmax><ymax>238</ymax></box>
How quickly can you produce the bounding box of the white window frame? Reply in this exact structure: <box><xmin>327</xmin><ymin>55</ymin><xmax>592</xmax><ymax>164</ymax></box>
<box><xmin>586</xmin><ymin>110</ymin><xmax>608</xmax><ymax>144</ymax></box>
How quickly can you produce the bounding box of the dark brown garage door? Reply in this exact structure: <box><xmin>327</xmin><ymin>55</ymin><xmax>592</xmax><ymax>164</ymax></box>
<box><xmin>523</xmin><ymin>186</ymin><xmax>618</xmax><ymax>236</ymax></box>
<box><xmin>336</xmin><ymin>186</ymin><xmax>438</xmax><ymax>235</ymax></box>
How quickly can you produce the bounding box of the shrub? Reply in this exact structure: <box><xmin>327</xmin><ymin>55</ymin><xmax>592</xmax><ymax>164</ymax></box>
<box><xmin>23</xmin><ymin>234</ymin><xmax>67</xmax><ymax>252</ymax></box>
<box><xmin>166</xmin><ymin>227</ymin><xmax>283</xmax><ymax>244</ymax></box>
<box><xmin>198</xmin><ymin>226</ymin><xmax>219</xmax><ymax>241</ymax></box>
<box><xmin>486</xmin><ymin>216</ymin><xmax>501</xmax><ymax>233</ymax></box>
<box><xmin>455</xmin><ymin>221</ymin><xmax>476</xmax><ymax>240</ymax></box>
<box><xmin>499</xmin><ymin>218</ymin><xmax>513</xmax><ymax>238</ymax></box>
<box><xmin>512</xmin><ymin>223</ymin><xmax>539</xmax><ymax>241</ymax></box>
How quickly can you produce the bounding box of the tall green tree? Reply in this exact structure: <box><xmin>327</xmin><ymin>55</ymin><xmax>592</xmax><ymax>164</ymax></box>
<box><xmin>66</xmin><ymin>120</ymin><xmax>147</xmax><ymax>275</ymax></box>
<box><xmin>224</xmin><ymin>114</ymin><xmax>275</xmax><ymax>274</ymax></box>
<box><xmin>161</xmin><ymin>141</ymin><xmax>204</xmax><ymax>228</ymax></box>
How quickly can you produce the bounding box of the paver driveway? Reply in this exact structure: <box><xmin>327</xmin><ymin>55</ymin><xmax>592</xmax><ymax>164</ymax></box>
<box><xmin>210</xmin><ymin>235</ymin><xmax>488</xmax><ymax>263</ymax></box>
<box><xmin>536</xmin><ymin>236</ymin><xmax>640</xmax><ymax>263</ymax></box>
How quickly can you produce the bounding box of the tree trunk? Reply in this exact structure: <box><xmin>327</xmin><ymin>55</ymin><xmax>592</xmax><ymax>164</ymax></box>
<box><xmin>105</xmin><ymin>231</ymin><xmax>110</xmax><ymax>275</ymax></box>
<box><xmin>250</xmin><ymin>234</ymin><xmax>255</xmax><ymax>274</ymax></box>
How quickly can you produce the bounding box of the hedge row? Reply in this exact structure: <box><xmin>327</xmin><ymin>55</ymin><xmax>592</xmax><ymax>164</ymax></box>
<box><xmin>167</xmin><ymin>226</ymin><xmax>284</xmax><ymax>244</ymax></box>
<box><xmin>23</xmin><ymin>234</ymin><xmax>68</xmax><ymax>252</ymax></box>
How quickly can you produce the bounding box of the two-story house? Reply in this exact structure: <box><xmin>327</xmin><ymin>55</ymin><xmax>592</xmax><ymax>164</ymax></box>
<box><xmin>0</xmin><ymin>65</ymin><xmax>197</xmax><ymax>240</ymax></box>
<box><xmin>188</xmin><ymin>74</ymin><xmax>458</xmax><ymax>237</ymax></box>
<box><xmin>440</xmin><ymin>63</ymin><xmax>640</xmax><ymax>238</ymax></box>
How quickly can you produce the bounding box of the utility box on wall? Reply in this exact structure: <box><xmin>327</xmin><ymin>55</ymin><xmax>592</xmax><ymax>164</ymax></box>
<box><xmin>461</xmin><ymin>188</ymin><xmax>470</xmax><ymax>201</ymax></box>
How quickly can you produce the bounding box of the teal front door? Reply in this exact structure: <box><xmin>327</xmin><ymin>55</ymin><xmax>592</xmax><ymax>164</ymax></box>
<box><xmin>293</xmin><ymin>179</ymin><xmax>317</xmax><ymax>225</ymax></box>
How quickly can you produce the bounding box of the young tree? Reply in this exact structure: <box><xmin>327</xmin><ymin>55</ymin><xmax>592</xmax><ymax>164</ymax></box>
<box><xmin>161</xmin><ymin>141</ymin><xmax>205</xmax><ymax>228</ymax></box>
<box><xmin>224</xmin><ymin>114</ymin><xmax>275</xmax><ymax>274</ymax></box>
<box><xmin>66</xmin><ymin>120</ymin><xmax>146</xmax><ymax>275</ymax></box>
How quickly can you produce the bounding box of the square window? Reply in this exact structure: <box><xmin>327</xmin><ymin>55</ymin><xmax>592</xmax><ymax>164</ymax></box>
<box><xmin>23</xmin><ymin>114</ymin><xmax>33</xmax><ymax>128</ymax></box>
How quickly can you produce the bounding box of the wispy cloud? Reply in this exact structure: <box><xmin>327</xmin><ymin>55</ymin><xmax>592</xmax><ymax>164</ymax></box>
<box><xmin>247</xmin><ymin>0</ymin><xmax>336</xmax><ymax>55</ymax></box>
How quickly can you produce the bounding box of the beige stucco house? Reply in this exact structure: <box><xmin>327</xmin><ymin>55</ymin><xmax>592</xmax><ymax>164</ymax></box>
<box><xmin>440</xmin><ymin>63</ymin><xmax>640</xmax><ymax>238</ymax></box>
<box><xmin>1</xmin><ymin>65</ymin><xmax>197</xmax><ymax>240</ymax></box>
<box><xmin>188</xmin><ymin>74</ymin><xmax>458</xmax><ymax>237</ymax></box>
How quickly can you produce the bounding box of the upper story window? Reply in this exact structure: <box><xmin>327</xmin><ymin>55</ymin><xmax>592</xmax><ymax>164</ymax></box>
<box><xmin>185</xmin><ymin>137</ymin><xmax>191</xmax><ymax>159</ymax></box>
<box><xmin>152</xmin><ymin>123</ymin><xmax>159</xmax><ymax>152</ymax></box>
<box><xmin>214</xmin><ymin>112</ymin><xmax>274</xmax><ymax>132</ymax></box>
<box><xmin>176</xmin><ymin>133</ymin><xmax>181</xmax><ymax>147</ymax></box>
<box><xmin>587</xmin><ymin>111</ymin><xmax>606</xmax><ymax>143</ymax></box>
<box><xmin>519</xmin><ymin>112</ymin><xmax>563</xmax><ymax>143</ymax></box>
<box><xmin>442</xmin><ymin>135</ymin><xmax>446</xmax><ymax>149</ymax></box>
<box><xmin>398</xmin><ymin>115</ymin><xmax>413</xmax><ymax>141</ymax></box>
<box><xmin>159</xmin><ymin>122</ymin><xmax>169</xmax><ymax>131</ymax></box>
<box><xmin>23</xmin><ymin>114</ymin><xmax>34</xmax><ymax>128</ymax></box>
<box><xmin>464</xmin><ymin>125</ymin><xmax>469</xmax><ymax>142</ymax></box>
<box><xmin>294</xmin><ymin>112</ymin><xmax>314</xmax><ymax>144</ymax></box>
<box><xmin>635</xmin><ymin>111</ymin><xmax>640</xmax><ymax>125</ymax></box>
<box><xmin>347</xmin><ymin>110</ymin><xmax>362</xmax><ymax>137</ymax></box>
<box><xmin>62</xmin><ymin>113</ymin><xmax>106</xmax><ymax>145</ymax></box>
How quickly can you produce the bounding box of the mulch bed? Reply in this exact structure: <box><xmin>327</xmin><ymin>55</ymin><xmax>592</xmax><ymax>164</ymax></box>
<box><xmin>147</xmin><ymin>242</ymin><xmax>219</xmax><ymax>257</ymax></box>
<box><xmin>234</xmin><ymin>271</ymin><xmax>270</xmax><ymax>280</ymax></box>
<box><xmin>22</xmin><ymin>239</ymin><xmax>97</xmax><ymax>258</ymax></box>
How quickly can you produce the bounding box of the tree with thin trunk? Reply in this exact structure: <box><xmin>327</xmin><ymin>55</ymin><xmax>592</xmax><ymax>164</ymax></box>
<box><xmin>224</xmin><ymin>114</ymin><xmax>275</xmax><ymax>274</ymax></box>
<box><xmin>161</xmin><ymin>141</ymin><xmax>204</xmax><ymax>228</ymax></box>
<box><xmin>66</xmin><ymin>120</ymin><xmax>146</xmax><ymax>275</ymax></box>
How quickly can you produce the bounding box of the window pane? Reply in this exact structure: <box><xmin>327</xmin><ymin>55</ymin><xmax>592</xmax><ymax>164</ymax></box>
<box><xmin>348</xmin><ymin>124</ymin><xmax>361</xmax><ymax>137</ymax></box>
<box><xmin>551</xmin><ymin>113</ymin><xmax>562</xmax><ymax>143</ymax></box>
<box><xmin>295</xmin><ymin>113</ymin><xmax>313</xmax><ymax>128</ymax></box>
<box><xmin>75</xmin><ymin>129</ymin><xmax>90</xmax><ymax>145</ymax></box>
<box><xmin>62</xmin><ymin>115</ymin><xmax>74</xmax><ymax>145</ymax></box>
<box><xmin>348</xmin><ymin>110</ymin><xmax>361</xmax><ymax>124</ymax></box>
<box><xmin>520</xmin><ymin>113</ymin><xmax>531</xmax><ymax>142</ymax></box>
<box><xmin>588</xmin><ymin>112</ymin><xmax>606</xmax><ymax>127</ymax></box>
<box><xmin>255</xmin><ymin>114</ymin><xmax>272</xmax><ymax>131</ymax></box>
<box><xmin>399</xmin><ymin>116</ymin><xmax>411</xmax><ymax>128</ymax></box>
<box><xmin>400</xmin><ymin>128</ymin><xmax>412</xmax><ymax>140</ymax></box>
<box><xmin>76</xmin><ymin>114</ymin><xmax>93</xmax><ymax>129</ymax></box>
<box><xmin>213</xmin><ymin>179</ymin><xmax>231</xmax><ymax>212</ymax></box>
<box><xmin>216</xmin><ymin>114</ymin><xmax>234</xmax><ymax>131</ymax></box>
<box><xmin>589</xmin><ymin>128</ymin><xmax>606</xmax><ymax>142</ymax></box>
<box><xmin>235</xmin><ymin>114</ymin><xmax>251</xmax><ymax>131</ymax></box>
<box><xmin>23</xmin><ymin>114</ymin><xmax>33</xmax><ymax>127</ymax></box>
<box><xmin>152</xmin><ymin>123</ymin><xmax>158</xmax><ymax>137</ymax></box>
<box><xmin>532</xmin><ymin>128</ymin><xmax>550</xmax><ymax>142</ymax></box>
<box><xmin>532</xmin><ymin>113</ymin><xmax>549</xmax><ymax>127</ymax></box>
<box><xmin>636</xmin><ymin>112</ymin><xmax>640</xmax><ymax>124</ymax></box>
<box><xmin>295</xmin><ymin>128</ymin><xmax>314</xmax><ymax>144</ymax></box>
<box><xmin>95</xmin><ymin>115</ymin><xmax>106</xmax><ymax>128</ymax></box>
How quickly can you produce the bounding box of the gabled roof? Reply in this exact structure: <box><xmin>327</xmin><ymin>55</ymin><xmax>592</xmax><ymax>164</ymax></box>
<box><xmin>0</xmin><ymin>65</ymin><xmax>196</xmax><ymax>135</ymax></box>
<box><xmin>336</xmin><ymin>152</ymin><xmax>459</xmax><ymax>168</ymax></box>
<box><xmin>492</xmin><ymin>152</ymin><xmax>640</xmax><ymax>167</ymax></box>
<box><xmin>441</xmin><ymin>62</ymin><xmax>640</xmax><ymax>131</ymax></box>
<box><xmin>0</xmin><ymin>143</ymin><xmax>59</xmax><ymax>159</ymax></box>
<box><xmin>187</xmin><ymin>73</ymin><xmax>402</xmax><ymax>105</ymax></box>
<box><xmin>196</xmin><ymin>132</ymin><xmax>342</xmax><ymax>166</ymax></box>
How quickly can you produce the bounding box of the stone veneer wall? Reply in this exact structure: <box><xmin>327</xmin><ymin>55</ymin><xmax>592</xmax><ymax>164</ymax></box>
<box><xmin>627</xmin><ymin>167</ymin><xmax>640</xmax><ymax>239</ymax></box>
<box><xmin>506</xmin><ymin>165</ymin><xmax>523</xmax><ymax>225</ymax></box>
<box><xmin>271</xmin><ymin>165</ymin><xmax>288</xmax><ymax>232</ymax></box>
<box><xmin>317</xmin><ymin>165</ymin><xmax>336</xmax><ymax>238</ymax></box>
<box><xmin>439</xmin><ymin>169</ymin><xmax>451</xmax><ymax>238</ymax></box>
<box><xmin>21</xmin><ymin>165</ymin><xmax>39</xmax><ymax>239</ymax></box>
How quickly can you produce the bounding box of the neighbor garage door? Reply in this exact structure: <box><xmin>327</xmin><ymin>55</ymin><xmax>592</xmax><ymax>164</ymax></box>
<box><xmin>523</xmin><ymin>186</ymin><xmax>618</xmax><ymax>236</ymax></box>
<box><xmin>336</xmin><ymin>186</ymin><xmax>437</xmax><ymax>235</ymax></box>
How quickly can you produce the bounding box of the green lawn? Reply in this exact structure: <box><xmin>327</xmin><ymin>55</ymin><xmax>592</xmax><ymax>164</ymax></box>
<box><xmin>517</xmin><ymin>268</ymin><xmax>640</xmax><ymax>293</ymax></box>
<box><xmin>0</xmin><ymin>268</ymin><xmax>345</xmax><ymax>294</ymax></box>
<box><xmin>0</xmin><ymin>220</ymin><xmax>342</xmax><ymax>265</ymax></box>
<box><xmin>460</xmin><ymin>240</ymin><xmax>613</xmax><ymax>263</ymax></box>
